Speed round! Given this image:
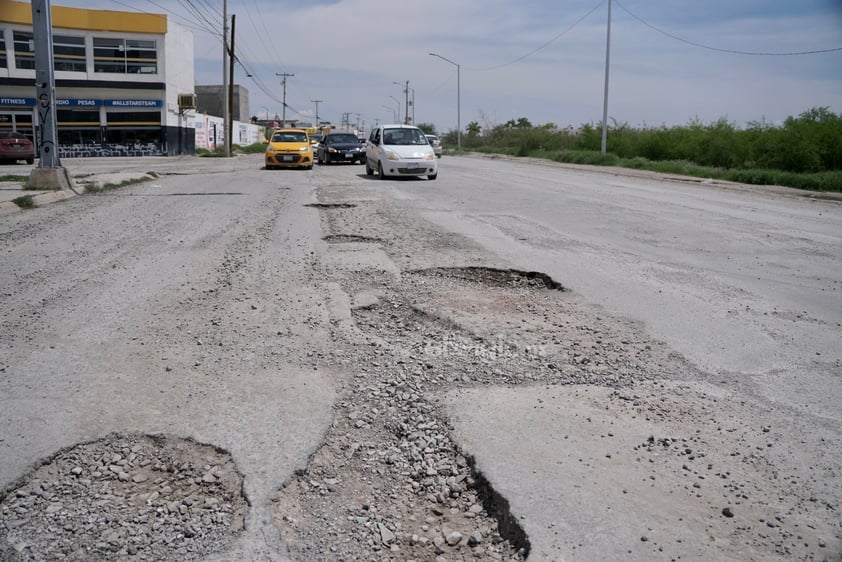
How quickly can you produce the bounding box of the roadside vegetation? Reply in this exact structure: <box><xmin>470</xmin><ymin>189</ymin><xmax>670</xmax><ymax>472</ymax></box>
<box><xmin>79</xmin><ymin>173</ymin><xmax>159</xmax><ymax>193</ymax></box>
<box><xmin>0</xmin><ymin>175</ymin><xmax>28</xmax><ymax>183</ymax></box>
<box><xmin>197</xmin><ymin>142</ymin><xmax>266</xmax><ymax>157</ymax></box>
<box><xmin>12</xmin><ymin>195</ymin><xmax>36</xmax><ymax>209</ymax></box>
<box><xmin>435</xmin><ymin>107</ymin><xmax>842</xmax><ymax>192</ymax></box>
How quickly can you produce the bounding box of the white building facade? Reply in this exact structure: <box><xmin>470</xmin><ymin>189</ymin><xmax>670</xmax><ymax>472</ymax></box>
<box><xmin>0</xmin><ymin>0</ymin><xmax>196</xmax><ymax>156</ymax></box>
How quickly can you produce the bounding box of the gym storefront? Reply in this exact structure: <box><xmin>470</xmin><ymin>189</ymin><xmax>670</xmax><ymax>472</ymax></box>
<box><xmin>1</xmin><ymin>1</ymin><xmax>196</xmax><ymax>157</ymax></box>
<box><xmin>0</xmin><ymin>97</ymin><xmax>167</xmax><ymax>157</ymax></box>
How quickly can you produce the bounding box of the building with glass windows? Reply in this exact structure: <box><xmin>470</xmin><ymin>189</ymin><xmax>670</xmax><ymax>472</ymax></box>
<box><xmin>0</xmin><ymin>0</ymin><xmax>196</xmax><ymax>156</ymax></box>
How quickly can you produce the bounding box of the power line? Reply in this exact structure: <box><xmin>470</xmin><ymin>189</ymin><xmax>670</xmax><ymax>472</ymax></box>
<box><xmin>176</xmin><ymin>0</ymin><xmax>219</xmax><ymax>37</ymax></box>
<box><xmin>616</xmin><ymin>1</ymin><xmax>842</xmax><ymax>56</ymax></box>
<box><xmin>466</xmin><ymin>1</ymin><xmax>605</xmax><ymax>71</ymax></box>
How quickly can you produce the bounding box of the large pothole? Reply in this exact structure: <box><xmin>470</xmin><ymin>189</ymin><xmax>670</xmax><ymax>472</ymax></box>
<box><xmin>0</xmin><ymin>433</ymin><xmax>247</xmax><ymax>561</ymax></box>
<box><xmin>410</xmin><ymin>267</ymin><xmax>564</xmax><ymax>291</ymax></box>
<box><xmin>323</xmin><ymin>234</ymin><xmax>383</xmax><ymax>244</ymax></box>
<box><xmin>304</xmin><ymin>202</ymin><xmax>356</xmax><ymax>209</ymax></box>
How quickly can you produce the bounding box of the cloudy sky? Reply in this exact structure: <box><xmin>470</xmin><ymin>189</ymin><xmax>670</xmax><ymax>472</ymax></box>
<box><xmin>53</xmin><ymin>0</ymin><xmax>842</xmax><ymax>133</ymax></box>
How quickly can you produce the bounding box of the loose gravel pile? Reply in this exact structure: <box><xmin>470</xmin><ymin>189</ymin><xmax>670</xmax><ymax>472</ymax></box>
<box><xmin>0</xmin><ymin>434</ymin><xmax>246</xmax><ymax>561</ymax></box>
<box><xmin>271</xmin><ymin>255</ymin><xmax>680</xmax><ymax>560</ymax></box>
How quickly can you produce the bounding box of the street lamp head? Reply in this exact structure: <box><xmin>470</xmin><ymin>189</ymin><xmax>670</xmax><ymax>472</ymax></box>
<box><xmin>428</xmin><ymin>52</ymin><xmax>461</xmax><ymax>150</ymax></box>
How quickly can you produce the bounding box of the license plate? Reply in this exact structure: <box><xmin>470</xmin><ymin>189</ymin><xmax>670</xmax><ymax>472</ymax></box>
<box><xmin>407</xmin><ymin>162</ymin><xmax>418</xmax><ymax>169</ymax></box>
<box><xmin>283</xmin><ymin>155</ymin><xmax>294</xmax><ymax>162</ymax></box>
<box><xmin>344</xmin><ymin>153</ymin><xmax>352</xmax><ymax>158</ymax></box>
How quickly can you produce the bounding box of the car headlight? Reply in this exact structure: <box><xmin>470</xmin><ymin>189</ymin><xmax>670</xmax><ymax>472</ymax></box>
<box><xmin>424</xmin><ymin>152</ymin><xmax>435</xmax><ymax>161</ymax></box>
<box><xmin>266</xmin><ymin>146</ymin><xmax>276</xmax><ymax>153</ymax></box>
<box><xmin>328</xmin><ymin>147</ymin><xmax>339</xmax><ymax>153</ymax></box>
<box><xmin>299</xmin><ymin>146</ymin><xmax>310</xmax><ymax>152</ymax></box>
<box><xmin>385</xmin><ymin>150</ymin><xmax>401</xmax><ymax>161</ymax></box>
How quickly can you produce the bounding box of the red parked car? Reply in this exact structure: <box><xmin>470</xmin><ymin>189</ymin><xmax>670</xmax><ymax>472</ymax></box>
<box><xmin>0</xmin><ymin>131</ymin><xmax>36</xmax><ymax>164</ymax></box>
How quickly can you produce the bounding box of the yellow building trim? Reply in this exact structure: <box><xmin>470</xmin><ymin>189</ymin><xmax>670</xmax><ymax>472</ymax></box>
<box><xmin>0</xmin><ymin>0</ymin><xmax>167</xmax><ymax>34</ymax></box>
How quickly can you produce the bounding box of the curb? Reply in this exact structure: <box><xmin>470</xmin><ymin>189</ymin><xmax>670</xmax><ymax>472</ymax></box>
<box><xmin>0</xmin><ymin>189</ymin><xmax>73</xmax><ymax>215</ymax></box>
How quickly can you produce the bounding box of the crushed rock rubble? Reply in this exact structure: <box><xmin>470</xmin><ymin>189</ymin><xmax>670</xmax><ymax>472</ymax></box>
<box><xmin>0</xmin><ymin>434</ymin><xmax>247</xmax><ymax>561</ymax></box>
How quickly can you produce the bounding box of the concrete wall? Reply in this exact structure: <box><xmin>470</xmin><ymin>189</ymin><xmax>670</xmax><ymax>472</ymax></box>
<box><xmin>194</xmin><ymin>113</ymin><xmax>261</xmax><ymax>150</ymax></box>
<box><xmin>196</xmin><ymin>85</ymin><xmax>250</xmax><ymax>122</ymax></box>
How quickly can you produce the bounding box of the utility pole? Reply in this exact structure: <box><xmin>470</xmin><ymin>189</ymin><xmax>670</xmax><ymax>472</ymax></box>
<box><xmin>222</xmin><ymin>0</ymin><xmax>229</xmax><ymax>156</ymax></box>
<box><xmin>276</xmin><ymin>72</ymin><xmax>294</xmax><ymax>126</ymax></box>
<box><xmin>600</xmin><ymin>0</ymin><xmax>612</xmax><ymax>155</ymax></box>
<box><xmin>227</xmin><ymin>14</ymin><xmax>235</xmax><ymax>156</ymax></box>
<box><xmin>409</xmin><ymin>88</ymin><xmax>415</xmax><ymax>125</ymax></box>
<box><xmin>27</xmin><ymin>0</ymin><xmax>73</xmax><ymax>190</ymax></box>
<box><xmin>403</xmin><ymin>80</ymin><xmax>409</xmax><ymax>124</ymax></box>
<box><xmin>311</xmin><ymin>100</ymin><xmax>323</xmax><ymax>130</ymax></box>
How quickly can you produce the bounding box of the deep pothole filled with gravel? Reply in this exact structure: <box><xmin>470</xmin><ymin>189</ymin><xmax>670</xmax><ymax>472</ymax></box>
<box><xmin>271</xmin><ymin>262</ymin><xmax>682</xmax><ymax>560</ymax></box>
<box><xmin>0</xmin><ymin>433</ymin><xmax>247</xmax><ymax>561</ymax></box>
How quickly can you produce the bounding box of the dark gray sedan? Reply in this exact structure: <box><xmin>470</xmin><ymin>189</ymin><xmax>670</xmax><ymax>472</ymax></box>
<box><xmin>316</xmin><ymin>133</ymin><xmax>366</xmax><ymax>165</ymax></box>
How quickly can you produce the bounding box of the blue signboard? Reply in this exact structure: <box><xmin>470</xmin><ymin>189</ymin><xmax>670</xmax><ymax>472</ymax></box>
<box><xmin>0</xmin><ymin>97</ymin><xmax>36</xmax><ymax>107</ymax></box>
<box><xmin>56</xmin><ymin>99</ymin><xmax>103</xmax><ymax>107</ymax></box>
<box><xmin>106</xmin><ymin>99</ymin><xmax>163</xmax><ymax>108</ymax></box>
<box><xmin>1</xmin><ymin>98</ymin><xmax>162</xmax><ymax>108</ymax></box>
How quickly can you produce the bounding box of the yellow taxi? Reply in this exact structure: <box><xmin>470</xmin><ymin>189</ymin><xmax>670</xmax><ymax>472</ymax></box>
<box><xmin>264</xmin><ymin>128</ymin><xmax>313</xmax><ymax>169</ymax></box>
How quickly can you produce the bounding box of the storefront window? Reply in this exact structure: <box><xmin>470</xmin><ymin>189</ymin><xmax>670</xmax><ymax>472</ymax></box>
<box><xmin>0</xmin><ymin>113</ymin><xmax>34</xmax><ymax>138</ymax></box>
<box><xmin>94</xmin><ymin>37</ymin><xmax>157</xmax><ymax>74</ymax></box>
<box><xmin>13</xmin><ymin>31</ymin><xmax>35</xmax><ymax>70</ymax></box>
<box><xmin>53</xmin><ymin>35</ymin><xmax>86</xmax><ymax>72</ymax></box>
<box><xmin>12</xmin><ymin>31</ymin><xmax>86</xmax><ymax>72</ymax></box>
<box><xmin>107</xmin><ymin>111</ymin><xmax>161</xmax><ymax>146</ymax></box>
<box><xmin>0</xmin><ymin>30</ymin><xmax>7</xmax><ymax>69</ymax></box>
<box><xmin>57</xmin><ymin>109</ymin><xmax>101</xmax><ymax>146</ymax></box>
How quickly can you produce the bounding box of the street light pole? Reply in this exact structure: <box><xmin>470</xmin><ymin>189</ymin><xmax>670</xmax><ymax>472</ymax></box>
<box><xmin>429</xmin><ymin>52</ymin><xmax>460</xmax><ymax>150</ymax></box>
<box><xmin>392</xmin><ymin>81</ymin><xmax>410</xmax><ymax>123</ymax></box>
<box><xmin>389</xmin><ymin>96</ymin><xmax>400</xmax><ymax>124</ymax></box>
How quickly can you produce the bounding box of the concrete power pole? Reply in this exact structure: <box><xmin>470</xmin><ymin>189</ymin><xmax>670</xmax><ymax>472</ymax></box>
<box><xmin>276</xmin><ymin>72</ymin><xmax>293</xmax><ymax>126</ymax></box>
<box><xmin>403</xmin><ymin>80</ymin><xmax>409</xmax><ymax>124</ymax></box>
<box><xmin>222</xmin><ymin>0</ymin><xmax>230</xmax><ymax>156</ymax></box>
<box><xmin>27</xmin><ymin>0</ymin><xmax>73</xmax><ymax>191</ymax></box>
<box><xmin>227</xmin><ymin>14</ymin><xmax>235</xmax><ymax>156</ymax></box>
<box><xmin>600</xmin><ymin>0</ymin><xmax>612</xmax><ymax>156</ymax></box>
<box><xmin>311</xmin><ymin>100</ymin><xmax>322</xmax><ymax>130</ymax></box>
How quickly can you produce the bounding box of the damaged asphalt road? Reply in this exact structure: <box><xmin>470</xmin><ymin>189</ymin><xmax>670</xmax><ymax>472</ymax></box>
<box><xmin>0</xmin><ymin>154</ymin><xmax>840</xmax><ymax>561</ymax></box>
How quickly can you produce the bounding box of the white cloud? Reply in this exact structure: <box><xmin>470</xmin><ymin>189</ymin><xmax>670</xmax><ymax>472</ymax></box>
<box><xmin>53</xmin><ymin>0</ymin><xmax>842</xmax><ymax>131</ymax></box>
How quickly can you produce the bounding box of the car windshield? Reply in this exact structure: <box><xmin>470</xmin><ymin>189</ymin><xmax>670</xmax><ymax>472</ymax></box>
<box><xmin>272</xmin><ymin>131</ymin><xmax>307</xmax><ymax>143</ymax></box>
<box><xmin>383</xmin><ymin>128</ymin><xmax>428</xmax><ymax>145</ymax></box>
<box><xmin>328</xmin><ymin>134</ymin><xmax>359</xmax><ymax>144</ymax></box>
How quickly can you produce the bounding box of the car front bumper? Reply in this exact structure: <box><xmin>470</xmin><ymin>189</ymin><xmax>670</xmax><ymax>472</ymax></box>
<box><xmin>324</xmin><ymin>148</ymin><xmax>365</xmax><ymax>163</ymax></box>
<box><xmin>381</xmin><ymin>159</ymin><xmax>438</xmax><ymax>177</ymax></box>
<box><xmin>265</xmin><ymin>152</ymin><xmax>312</xmax><ymax>168</ymax></box>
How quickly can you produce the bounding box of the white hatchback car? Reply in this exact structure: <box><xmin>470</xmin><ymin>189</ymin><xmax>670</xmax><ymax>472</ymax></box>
<box><xmin>365</xmin><ymin>125</ymin><xmax>438</xmax><ymax>180</ymax></box>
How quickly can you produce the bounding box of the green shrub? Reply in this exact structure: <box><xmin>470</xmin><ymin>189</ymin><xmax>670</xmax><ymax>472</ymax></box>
<box><xmin>12</xmin><ymin>195</ymin><xmax>35</xmax><ymax>209</ymax></box>
<box><xmin>453</xmin><ymin>107</ymin><xmax>842</xmax><ymax>192</ymax></box>
<box><xmin>240</xmin><ymin>142</ymin><xmax>268</xmax><ymax>154</ymax></box>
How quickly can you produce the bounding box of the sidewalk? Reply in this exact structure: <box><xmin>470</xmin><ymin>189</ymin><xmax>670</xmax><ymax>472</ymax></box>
<box><xmin>0</xmin><ymin>179</ymin><xmax>79</xmax><ymax>214</ymax></box>
<box><xmin>0</xmin><ymin>155</ymin><xmax>258</xmax><ymax>214</ymax></box>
